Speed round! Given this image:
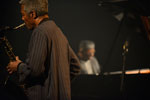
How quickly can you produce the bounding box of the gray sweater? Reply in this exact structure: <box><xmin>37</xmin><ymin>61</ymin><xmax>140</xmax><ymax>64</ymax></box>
<box><xmin>18</xmin><ymin>20</ymin><xmax>80</xmax><ymax>100</ymax></box>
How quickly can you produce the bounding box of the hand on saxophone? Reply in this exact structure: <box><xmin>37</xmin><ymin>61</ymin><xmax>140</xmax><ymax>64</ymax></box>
<box><xmin>7</xmin><ymin>56</ymin><xmax>22</xmax><ymax>74</ymax></box>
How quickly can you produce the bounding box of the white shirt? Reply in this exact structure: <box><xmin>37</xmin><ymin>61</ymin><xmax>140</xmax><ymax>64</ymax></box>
<box><xmin>80</xmin><ymin>57</ymin><xmax>101</xmax><ymax>75</ymax></box>
<box><xmin>84</xmin><ymin>60</ymin><xmax>93</xmax><ymax>74</ymax></box>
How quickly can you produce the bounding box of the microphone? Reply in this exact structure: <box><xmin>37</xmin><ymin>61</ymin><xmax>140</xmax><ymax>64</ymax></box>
<box><xmin>123</xmin><ymin>40</ymin><xmax>129</xmax><ymax>53</ymax></box>
<box><xmin>0</xmin><ymin>23</ymin><xmax>25</xmax><ymax>33</ymax></box>
<box><xmin>0</xmin><ymin>26</ymin><xmax>12</xmax><ymax>32</ymax></box>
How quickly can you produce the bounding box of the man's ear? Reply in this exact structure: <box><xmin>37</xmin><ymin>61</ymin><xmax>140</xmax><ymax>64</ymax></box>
<box><xmin>30</xmin><ymin>10</ymin><xmax>37</xmax><ymax>19</ymax></box>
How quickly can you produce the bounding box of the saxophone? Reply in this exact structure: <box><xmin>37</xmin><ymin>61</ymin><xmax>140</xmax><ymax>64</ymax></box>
<box><xmin>0</xmin><ymin>23</ymin><xmax>25</xmax><ymax>85</ymax></box>
<box><xmin>0</xmin><ymin>24</ymin><xmax>28</xmax><ymax>98</ymax></box>
<box><xmin>1</xmin><ymin>36</ymin><xmax>16</xmax><ymax>85</ymax></box>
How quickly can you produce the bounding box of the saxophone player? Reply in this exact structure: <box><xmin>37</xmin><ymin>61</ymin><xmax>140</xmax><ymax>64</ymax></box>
<box><xmin>6</xmin><ymin>0</ymin><xmax>80</xmax><ymax>100</ymax></box>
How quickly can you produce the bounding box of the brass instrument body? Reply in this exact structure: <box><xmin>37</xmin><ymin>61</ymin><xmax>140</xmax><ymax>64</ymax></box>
<box><xmin>0</xmin><ymin>23</ymin><xmax>26</xmax><ymax>92</ymax></box>
<box><xmin>0</xmin><ymin>36</ymin><xmax>17</xmax><ymax>85</ymax></box>
<box><xmin>1</xmin><ymin>36</ymin><xmax>16</xmax><ymax>61</ymax></box>
<box><xmin>0</xmin><ymin>36</ymin><xmax>27</xmax><ymax>95</ymax></box>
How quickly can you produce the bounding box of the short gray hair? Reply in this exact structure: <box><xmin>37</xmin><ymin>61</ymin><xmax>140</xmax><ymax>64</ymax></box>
<box><xmin>19</xmin><ymin>0</ymin><xmax>48</xmax><ymax>16</ymax></box>
<box><xmin>79</xmin><ymin>40</ymin><xmax>95</xmax><ymax>51</ymax></box>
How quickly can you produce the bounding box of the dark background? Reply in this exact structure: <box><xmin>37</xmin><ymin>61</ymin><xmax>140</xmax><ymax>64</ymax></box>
<box><xmin>0</xmin><ymin>0</ymin><xmax>150</xmax><ymax>100</ymax></box>
<box><xmin>0</xmin><ymin>0</ymin><xmax>150</xmax><ymax>73</ymax></box>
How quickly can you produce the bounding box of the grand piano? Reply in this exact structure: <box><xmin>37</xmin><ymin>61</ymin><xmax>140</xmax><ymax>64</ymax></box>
<box><xmin>71</xmin><ymin>68</ymin><xmax>150</xmax><ymax>100</ymax></box>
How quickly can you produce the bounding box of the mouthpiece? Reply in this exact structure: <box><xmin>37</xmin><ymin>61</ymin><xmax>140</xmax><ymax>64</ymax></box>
<box><xmin>13</xmin><ymin>23</ymin><xmax>25</xmax><ymax>30</ymax></box>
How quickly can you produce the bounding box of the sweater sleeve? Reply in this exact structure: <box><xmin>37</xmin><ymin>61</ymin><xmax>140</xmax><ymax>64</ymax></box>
<box><xmin>17</xmin><ymin>29</ymin><xmax>48</xmax><ymax>83</ymax></box>
<box><xmin>69</xmin><ymin>46</ymin><xmax>81</xmax><ymax>80</ymax></box>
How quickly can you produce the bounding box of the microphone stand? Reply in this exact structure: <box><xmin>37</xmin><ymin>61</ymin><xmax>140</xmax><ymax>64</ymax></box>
<box><xmin>120</xmin><ymin>41</ymin><xmax>128</xmax><ymax>92</ymax></box>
